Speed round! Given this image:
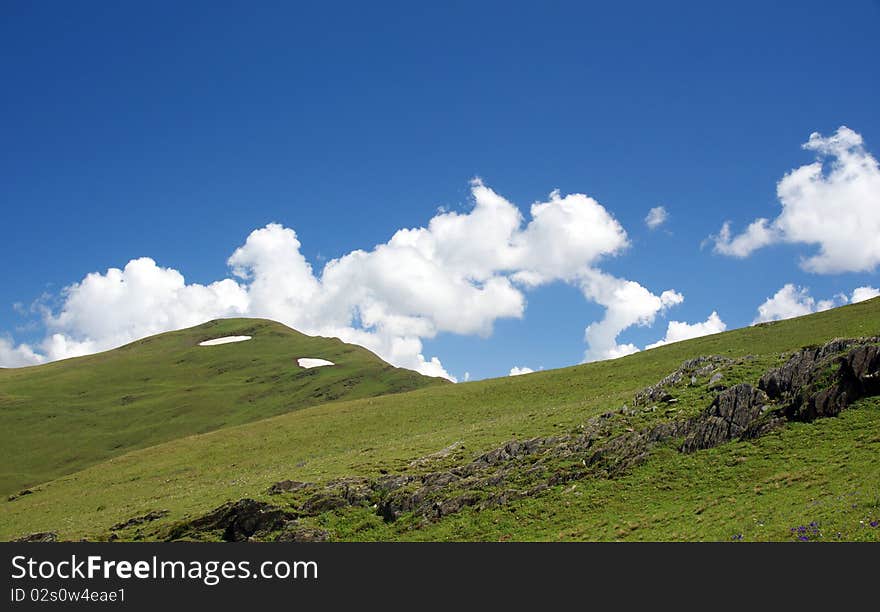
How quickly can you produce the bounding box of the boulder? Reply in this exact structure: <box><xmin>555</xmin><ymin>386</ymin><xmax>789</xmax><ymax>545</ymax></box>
<box><xmin>111</xmin><ymin>510</ymin><xmax>169</xmax><ymax>531</ymax></box>
<box><xmin>14</xmin><ymin>531</ymin><xmax>57</xmax><ymax>543</ymax></box>
<box><xmin>373</xmin><ymin>473</ymin><xmax>416</xmax><ymax>492</ymax></box>
<box><xmin>275</xmin><ymin>523</ymin><xmax>330</xmax><ymax>542</ymax></box>
<box><xmin>301</xmin><ymin>492</ymin><xmax>349</xmax><ymax>515</ymax></box>
<box><xmin>167</xmin><ymin>499</ymin><xmax>292</xmax><ymax>542</ymax></box>
<box><xmin>760</xmin><ymin>340</ymin><xmax>880</xmax><ymax>421</ymax></box>
<box><xmin>707</xmin><ymin>372</ymin><xmax>725</xmax><ymax>390</ymax></box>
<box><xmin>681</xmin><ymin>384</ymin><xmax>769</xmax><ymax>453</ymax></box>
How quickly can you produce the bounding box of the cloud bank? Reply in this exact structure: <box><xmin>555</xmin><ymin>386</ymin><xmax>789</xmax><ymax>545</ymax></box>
<box><xmin>2</xmin><ymin>180</ymin><xmax>703</xmax><ymax>377</ymax></box>
<box><xmin>509</xmin><ymin>366</ymin><xmax>535</xmax><ymax>376</ymax></box>
<box><xmin>751</xmin><ymin>283</ymin><xmax>879</xmax><ymax>324</ymax></box>
<box><xmin>713</xmin><ymin>126</ymin><xmax>880</xmax><ymax>273</ymax></box>
<box><xmin>0</xmin><ymin>337</ymin><xmax>45</xmax><ymax>368</ymax></box>
<box><xmin>645</xmin><ymin>311</ymin><xmax>726</xmax><ymax>350</ymax></box>
<box><xmin>851</xmin><ymin>286</ymin><xmax>880</xmax><ymax>304</ymax></box>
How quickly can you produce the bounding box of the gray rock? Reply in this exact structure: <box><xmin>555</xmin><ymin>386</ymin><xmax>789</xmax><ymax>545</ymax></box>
<box><xmin>301</xmin><ymin>492</ymin><xmax>349</xmax><ymax>515</ymax></box>
<box><xmin>707</xmin><ymin>372</ymin><xmax>725</xmax><ymax>390</ymax></box>
<box><xmin>14</xmin><ymin>531</ymin><xmax>57</xmax><ymax>543</ymax></box>
<box><xmin>111</xmin><ymin>510</ymin><xmax>169</xmax><ymax>531</ymax></box>
<box><xmin>681</xmin><ymin>384</ymin><xmax>768</xmax><ymax>452</ymax></box>
<box><xmin>267</xmin><ymin>480</ymin><xmax>313</xmax><ymax>495</ymax></box>
<box><xmin>434</xmin><ymin>492</ymin><xmax>481</xmax><ymax>519</ymax></box>
<box><xmin>275</xmin><ymin>523</ymin><xmax>330</xmax><ymax>542</ymax></box>
<box><xmin>373</xmin><ymin>473</ymin><xmax>415</xmax><ymax>492</ymax></box>
<box><xmin>166</xmin><ymin>499</ymin><xmax>292</xmax><ymax>542</ymax></box>
<box><xmin>760</xmin><ymin>338</ymin><xmax>880</xmax><ymax>421</ymax></box>
<box><xmin>634</xmin><ymin>355</ymin><xmax>733</xmax><ymax>405</ymax></box>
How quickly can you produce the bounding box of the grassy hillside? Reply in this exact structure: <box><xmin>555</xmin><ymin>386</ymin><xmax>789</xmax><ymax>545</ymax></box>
<box><xmin>325</xmin><ymin>396</ymin><xmax>880</xmax><ymax>542</ymax></box>
<box><xmin>0</xmin><ymin>318</ymin><xmax>445</xmax><ymax>494</ymax></box>
<box><xmin>1</xmin><ymin>298</ymin><xmax>879</xmax><ymax>541</ymax></box>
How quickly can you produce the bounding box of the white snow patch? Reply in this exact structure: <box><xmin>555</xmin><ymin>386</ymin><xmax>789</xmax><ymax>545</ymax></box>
<box><xmin>198</xmin><ymin>335</ymin><xmax>252</xmax><ymax>346</ymax></box>
<box><xmin>298</xmin><ymin>357</ymin><xmax>335</xmax><ymax>368</ymax></box>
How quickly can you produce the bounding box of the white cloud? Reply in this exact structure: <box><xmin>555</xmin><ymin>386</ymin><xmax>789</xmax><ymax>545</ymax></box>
<box><xmin>43</xmin><ymin>257</ymin><xmax>250</xmax><ymax>361</ymax></box>
<box><xmin>513</xmin><ymin>188</ymin><xmax>630</xmax><ymax>284</ymax></box>
<box><xmin>0</xmin><ymin>338</ymin><xmax>45</xmax><ymax>368</ymax></box>
<box><xmin>645</xmin><ymin>311</ymin><xmax>726</xmax><ymax>350</ymax></box>
<box><xmin>851</xmin><ymin>286</ymin><xmax>880</xmax><ymax>303</ymax></box>
<box><xmin>462</xmin><ymin>371</ymin><xmax>470</xmax><ymax>382</ymax></box>
<box><xmin>644</xmin><ymin>206</ymin><xmax>668</xmax><ymax>230</ymax></box>
<box><xmin>0</xmin><ymin>180</ymin><xmax>683</xmax><ymax>377</ymax></box>
<box><xmin>580</xmin><ymin>269</ymin><xmax>683</xmax><ymax>361</ymax></box>
<box><xmin>509</xmin><ymin>366</ymin><xmax>535</xmax><ymax>376</ymax></box>
<box><xmin>753</xmin><ymin>284</ymin><xmax>847</xmax><ymax>324</ymax></box>
<box><xmin>712</xmin><ymin>126</ymin><xmax>880</xmax><ymax>273</ymax></box>
<box><xmin>712</xmin><ymin>218</ymin><xmax>778</xmax><ymax>258</ymax></box>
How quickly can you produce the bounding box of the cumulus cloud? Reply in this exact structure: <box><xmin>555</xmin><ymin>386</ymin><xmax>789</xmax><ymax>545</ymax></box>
<box><xmin>509</xmin><ymin>366</ymin><xmax>535</xmax><ymax>376</ymax></box>
<box><xmin>753</xmin><ymin>284</ymin><xmax>847</xmax><ymax>324</ymax></box>
<box><xmin>645</xmin><ymin>311</ymin><xmax>726</xmax><ymax>350</ymax></box>
<box><xmin>0</xmin><ymin>180</ymin><xmax>685</xmax><ymax>377</ymax></box>
<box><xmin>37</xmin><ymin>257</ymin><xmax>249</xmax><ymax>361</ymax></box>
<box><xmin>712</xmin><ymin>219</ymin><xmax>778</xmax><ymax>258</ymax></box>
<box><xmin>580</xmin><ymin>269</ymin><xmax>683</xmax><ymax>361</ymax></box>
<box><xmin>0</xmin><ymin>337</ymin><xmax>45</xmax><ymax>368</ymax></box>
<box><xmin>712</xmin><ymin>126</ymin><xmax>880</xmax><ymax>273</ymax></box>
<box><xmin>851</xmin><ymin>286</ymin><xmax>880</xmax><ymax>303</ymax></box>
<box><xmin>644</xmin><ymin>206</ymin><xmax>668</xmax><ymax>230</ymax></box>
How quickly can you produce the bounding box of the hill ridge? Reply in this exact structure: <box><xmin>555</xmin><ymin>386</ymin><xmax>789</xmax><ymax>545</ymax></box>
<box><xmin>0</xmin><ymin>317</ymin><xmax>445</xmax><ymax>494</ymax></box>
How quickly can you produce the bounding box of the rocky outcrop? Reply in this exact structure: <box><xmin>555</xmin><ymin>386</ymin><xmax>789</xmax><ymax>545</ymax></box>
<box><xmin>14</xmin><ymin>531</ymin><xmax>57</xmax><ymax>542</ymax></box>
<box><xmin>634</xmin><ymin>355</ymin><xmax>732</xmax><ymax>405</ymax></box>
<box><xmin>680</xmin><ymin>384</ymin><xmax>777</xmax><ymax>452</ymax></box>
<box><xmin>760</xmin><ymin>338</ymin><xmax>880</xmax><ymax>420</ymax></box>
<box><xmin>7</xmin><ymin>489</ymin><xmax>34</xmax><ymax>502</ymax></box>
<box><xmin>110</xmin><ymin>510</ymin><xmax>169</xmax><ymax>531</ymax></box>
<box><xmin>275</xmin><ymin>524</ymin><xmax>330</xmax><ymax>542</ymax></box>
<box><xmin>166</xmin><ymin>499</ymin><xmax>293</xmax><ymax>542</ymax></box>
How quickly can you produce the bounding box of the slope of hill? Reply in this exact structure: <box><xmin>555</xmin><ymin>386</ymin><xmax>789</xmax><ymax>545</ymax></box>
<box><xmin>1</xmin><ymin>298</ymin><xmax>879</xmax><ymax>542</ymax></box>
<box><xmin>0</xmin><ymin>318</ymin><xmax>446</xmax><ymax>494</ymax></box>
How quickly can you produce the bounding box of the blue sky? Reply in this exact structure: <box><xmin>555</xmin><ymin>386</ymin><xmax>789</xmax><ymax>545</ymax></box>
<box><xmin>2</xmin><ymin>1</ymin><xmax>879</xmax><ymax>380</ymax></box>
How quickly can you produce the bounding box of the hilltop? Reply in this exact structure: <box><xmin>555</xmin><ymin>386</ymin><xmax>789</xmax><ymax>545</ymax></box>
<box><xmin>0</xmin><ymin>318</ymin><xmax>446</xmax><ymax>494</ymax></box>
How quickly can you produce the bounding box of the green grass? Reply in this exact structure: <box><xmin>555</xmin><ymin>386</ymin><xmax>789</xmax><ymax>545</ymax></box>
<box><xmin>323</xmin><ymin>397</ymin><xmax>880</xmax><ymax>542</ymax></box>
<box><xmin>1</xmin><ymin>297</ymin><xmax>879</xmax><ymax>541</ymax></box>
<box><xmin>0</xmin><ymin>318</ymin><xmax>445</xmax><ymax>494</ymax></box>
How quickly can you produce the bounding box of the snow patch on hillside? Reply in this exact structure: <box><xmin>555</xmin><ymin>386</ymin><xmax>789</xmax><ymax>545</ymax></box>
<box><xmin>198</xmin><ymin>336</ymin><xmax>252</xmax><ymax>346</ymax></box>
<box><xmin>298</xmin><ymin>357</ymin><xmax>335</xmax><ymax>368</ymax></box>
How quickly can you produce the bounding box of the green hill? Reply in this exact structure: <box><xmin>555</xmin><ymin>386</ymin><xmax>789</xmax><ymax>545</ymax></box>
<box><xmin>1</xmin><ymin>299</ymin><xmax>879</xmax><ymax>542</ymax></box>
<box><xmin>0</xmin><ymin>318</ymin><xmax>446</xmax><ymax>494</ymax></box>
